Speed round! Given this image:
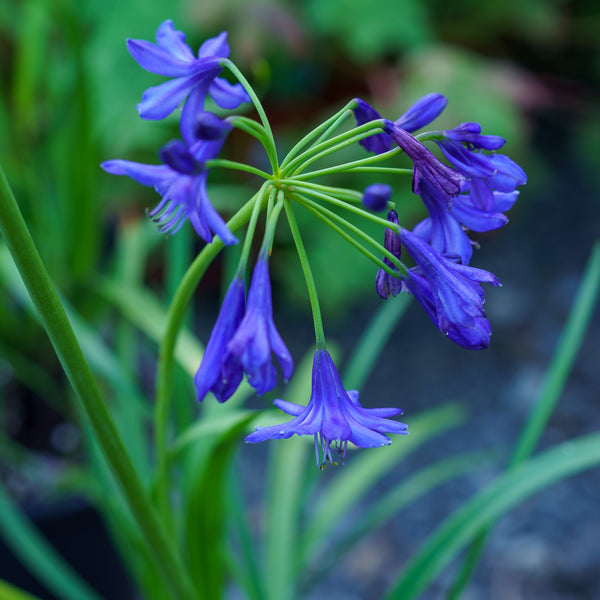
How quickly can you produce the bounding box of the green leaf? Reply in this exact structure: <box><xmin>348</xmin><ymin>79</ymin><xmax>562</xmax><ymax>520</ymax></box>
<box><xmin>0</xmin><ymin>578</ymin><xmax>44</xmax><ymax>600</ymax></box>
<box><xmin>383</xmin><ymin>431</ymin><xmax>600</xmax><ymax>600</ymax></box>
<box><xmin>300</xmin><ymin>402</ymin><xmax>467</xmax><ymax>563</ymax></box>
<box><xmin>301</xmin><ymin>450</ymin><xmax>497</xmax><ymax>590</ymax></box>
<box><xmin>93</xmin><ymin>276</ymin><xmax>203</xmax><ymax>376</ymax></box>
<box><xmin>0</xmin><ymin>481</ymin><xmax>103</xmax><ymax>600</ymax></box>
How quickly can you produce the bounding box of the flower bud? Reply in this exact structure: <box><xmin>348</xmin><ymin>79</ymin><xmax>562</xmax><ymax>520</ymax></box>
<box><xmin>362</xmin><ymin>183</ymin><xmax>392</xmax><ymax>212</ymax></box>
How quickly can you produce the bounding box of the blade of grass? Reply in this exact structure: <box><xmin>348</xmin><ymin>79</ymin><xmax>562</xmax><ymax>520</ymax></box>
<box><xmin>447</xmin><ymin>240</ymin><xmax>600</xmax><ymax>600</ymax></box>
<box><xmin>0</xmin><ymin>480</ymin><xmax>103</xmax><ymax>600</ymax></box>
<box><xmin>343</xmin><ymin>294</ymin><xmax>412</xmax><ymax>390</ymax></box>
<box><xmin>300</xmin><ymin>450</ymin><xmax>497</xmax><ymax>592</ymax></box>
<box><xmin>300</xmin><ymin>402</ymin><xmax>467</xmax><ymax>563</ymax></box>
<box><xmin>383</xmin><ymin>431</ymin><xmax>600</xmax><ymax>600</ymax></box>
<box><xmin>0</xmin><ymin>165</ymin><xmax>197</xmax><ymax>600</ymax></box>
<box><xmin>262</xmin><ymin>350</ymin><xmax>316</xmax><ymax>600</ymax></box>
<box><xmin>93</xmin><ymin>276</ymin><xmax>203</xmax><ymax>376</ymax></box>
<box><xmin>0</xmin><ymin>578</ymin><xmax>45</xmax><ymax>600</ymax></box>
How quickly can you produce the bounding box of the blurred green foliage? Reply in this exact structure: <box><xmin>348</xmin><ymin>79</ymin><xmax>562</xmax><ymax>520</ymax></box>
<box><xmin>1</xmin><ymin>0</ymin><xmax>600</xmax><ymax>598</ymax></box>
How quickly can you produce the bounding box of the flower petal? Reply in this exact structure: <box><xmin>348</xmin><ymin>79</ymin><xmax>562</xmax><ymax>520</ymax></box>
<box><xmin>155</xmin><ymin>20</ymin><xmax>195</xmax><ymax>62</ymax></box>
<box><xmin>198</xmin><ymin>31</ymin><xmax>229</xmax><ymax>59</ymax></box>
<box><xmin>126</xmin><ymin>39</ymin><xmax>197</xmax><ymax>77</ymax></box>
<box><xmin>101</xmin><ymin>160</ymin><xmax>171</xmax><ymax>187</ymax></box>
<box><xmin>209</xmin><ymin>77</ymin><xmax>251</xmax><ymax>109</ymax></box>
<box><xmin>395</xmin><ymin>93</ymin><xmax>448</xmax><ymax>132</ymax></box>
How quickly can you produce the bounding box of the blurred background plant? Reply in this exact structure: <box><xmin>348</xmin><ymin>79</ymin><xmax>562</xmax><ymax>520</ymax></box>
<box><xmin>1</xmin><ymin>0</ymin><xmax>599</xmax><ymax>599</ymax></box>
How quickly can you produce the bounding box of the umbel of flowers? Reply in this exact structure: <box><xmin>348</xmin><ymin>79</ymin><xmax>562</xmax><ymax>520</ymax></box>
<box><xmin>102</xmin><ymin>20</ymin><xmax>526</xmax><ymax>467</ymax></box>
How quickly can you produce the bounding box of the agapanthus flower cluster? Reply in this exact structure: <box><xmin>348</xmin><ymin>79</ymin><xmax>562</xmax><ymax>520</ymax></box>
<box><xmin>103</xmin><ymin>20</ymin><xmax>526</xmax><ymax>467</ymax></box>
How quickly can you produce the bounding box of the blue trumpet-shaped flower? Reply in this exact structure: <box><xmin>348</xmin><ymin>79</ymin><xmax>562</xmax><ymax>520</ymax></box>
<box><xmin>194</xmin><ymin>275</ymin><xmax>246</xmax><ymax>402</ymax></box>
<box><xmin>101</xmin><ymin>117</ymin><xmax>238</xmax><ymax>245</ymax></box>
<box><xmin>383</xmin><ymin>121</ymin><xmax>463</xmax><ymax>205</ymax></box>
<box><xmin>224</xmin><ymin>254</ymin><xmax>294</xmax><ymax>395</ymax></box>
<box><xmin>127</xmin><ymin>20</ymin><xmax>250</xmax><ymax>133</ymax></box>
<box><xmin>246</xmin><ymin>349</ymin><xmax>408</xmax><ymax>467</ymax></box>
<box><xmin>434</xmin><ymin>124</ymin><xmax>526</xmax><ymax>211</ymax></box>
<box><xmin>399</xmin><ymin>228</ymin><xmax>501</xmax><ymax>349</ymax></box>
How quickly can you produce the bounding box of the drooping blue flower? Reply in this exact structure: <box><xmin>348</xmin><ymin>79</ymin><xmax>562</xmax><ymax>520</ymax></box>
<box><xmin>411</xmin><ymin>177</ymin><xmax>475</xmax><ymax>265</ymax></box>
<box><xmin>245</xmin><ymin>349</ymin><xmax>408</xmax><ymax>466</ymax></box>
<box><xmin>126</xmin><ymin>20</ymin><xmax>250</xmax><ymax>132</ymax></box>
<box><xmin>399</xmin><ymin>227</ymin><xmax>501</xmax><ymax>349</ymax></box>
<box><xmin>224</xmin><ymin>254</ymin><xmax>294</xmax><ymax>395</ymax></box>
<box><xmin>434</xmin><ymin>125</ymin><xmax>527</xmax><ymax>211</ymax></box>
<box><xmin>362</xmin><ymin>183</ymin><xmax>392</xmax><ymax>212</ymax></box>
<box><xmin>194</xmin><ymin>275</ymin><xmax>246</xmax><ymax>402</ymax></box>
<box><xmin>440</xmin><ymin>122</ymin><xmax>505</xmax><ymax>151</ymax></box>
<box><xmin>101</xmin><ymin>119</ymin><xmax>238</xmax><ymax>244</ymax></box>
<box><xmin>383</xmin><ymin>121</ymin><xmax>464</xmax><ymax>205</ymax></box>
<box><xmin>376</xmin><ymin>209</ymin><xmax>403</xmax><ymax>299</ymax></box>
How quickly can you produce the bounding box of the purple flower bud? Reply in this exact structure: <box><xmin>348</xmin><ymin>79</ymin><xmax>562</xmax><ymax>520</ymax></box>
<box><xmin>352</xmin><ymin>99</ymin><xmax>393</xmax><ymax>154</ymax></box>
<box><xmin>362</xmin><ymin>183</ymin><xmax>392</xmax><ymax>212</ymax></box>
<box><xmin>376</xmin><ymin>210</ymin><xmax>403</xmax><ymax>299</ymax></box>
<box><xmin>194</xmin><ymin>275</ymin><xmax>246</xmax><ymax>402</ymax></box>
<box><xmin>395</xmin><ymin>93</ymin><xmax>448</xmax><ymax>132</ymax></box>
<box><xmin>442</xmin><ymin>123</ymin><xmax>505</xmax><ymax>151</ymax></box>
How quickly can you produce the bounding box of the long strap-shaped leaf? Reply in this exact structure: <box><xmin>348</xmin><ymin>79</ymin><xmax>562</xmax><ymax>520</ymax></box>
<box><xmin>446</xmin><ymin>240</ymin><xmax>600</xmax><ymax>599</ymax></box>
<box><xmin>383</xmin><ymin>430</ymin><xmax>600</xmax><ymax>600</ymax></box>
<box><xmin>0</xmin><ymin>166</ymin><xmax>197</xmax><ymax>600</ymax></box>
<box><xmin>0</xmin><ymin>578</ymin><xmax>44</xmax><ymax>600</ymax></box>
<box><xmin>0</xmin><ymin>481</ymin><xmax>103</xmax><ymax>600</ymax></box>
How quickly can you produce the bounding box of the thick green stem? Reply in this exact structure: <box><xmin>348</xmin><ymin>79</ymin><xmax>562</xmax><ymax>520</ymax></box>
<box><xmin>153</xmin><ymin>194</ymin><xmax>261</xmax><ymax>527</ymax></box>
<box><xmin>0</xmin><ymin>166</ymin><xmax>197</xmax><ymax>600</ymax></box>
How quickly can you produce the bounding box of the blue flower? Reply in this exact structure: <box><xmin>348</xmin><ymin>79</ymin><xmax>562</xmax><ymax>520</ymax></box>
<box><xmin>245</xmin><ymin>349</ymin><xmax>408</xmax><ymax>467</ymax></box>
<box><xmin>127</xmin><ymin>20</ymin><xmax>250</xmax><ymax>132</ymax></box>
<box><xmin>194</xmin><ymin>275</ymin><xmax>246</xmax><ymax>402</ymax></box>
<box><xmin>399</xmin><ymin>228</ymin><xmax>501</xmax><ymax>349</ymax></box>
<box><xmin>101</xmin><ymin>121</ymin><xmax>238</xmax><ymax>245</ymax></box>
<box><xmin>376</xmin><ymin>210</ymin><xmax>403</xmax><ymax>299</ymax></box>
<box><xmin>411</xmin><ymin>178</ymin><xmax>475</xmax><ymax>265</ymax></box>
<box><xmin>434</xmin><ymin>125</ymin><xmax>526</xmax><ymax>211</ymax></box>
<box><xmin>383</xmin><ymin>121</ymin><xmax>464</xmax><ymax>205</ymax></box>
<box><xmin>362</xmin><ymin>183</ymin><xmax>392</xmax><ymax>212</ymax></box>
<box><xmin>224</xmin><ymin>254</ymin><xmax>294</xmax><ymax>395</ymax></box>
<box><xmin>352</xmin><ymin>93</ymin><xmax>448</xmax><ymax>155</ymax></box>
